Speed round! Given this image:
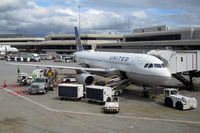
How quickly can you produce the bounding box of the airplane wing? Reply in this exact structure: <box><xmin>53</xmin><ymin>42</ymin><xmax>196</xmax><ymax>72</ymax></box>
<box><xmin>8</xmin><ymin>62</ymin><xmax>114</xmax><ymax>72</ymax></box>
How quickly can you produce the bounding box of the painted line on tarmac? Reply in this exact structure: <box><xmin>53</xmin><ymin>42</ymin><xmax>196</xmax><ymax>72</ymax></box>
<box><xmin>3</xmin><ymin>87</ymin><xmax>200</xmax><ymax>124</ymax></box>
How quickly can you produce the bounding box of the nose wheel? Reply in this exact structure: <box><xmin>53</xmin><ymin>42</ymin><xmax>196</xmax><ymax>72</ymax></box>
<box><xmin>142</xmin><ymin>91</ymin><xmax>149</xmax><ymax>97</ymax></box>
<box><xmin>142</xmin><ymin>86</ymin><xmax>149</xmax><ymax>97</ymax></box>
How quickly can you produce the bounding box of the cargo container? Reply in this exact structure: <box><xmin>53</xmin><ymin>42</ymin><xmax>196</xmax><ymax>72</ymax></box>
<box><xmin>86</xmin><ymin>85</ymin><xmax>113</xmax><ymax>104</ymax></box>
<box><xmin>58</xmin><ymin>83</ymin><xmax>84</xmax><ymax>100</ymax></box>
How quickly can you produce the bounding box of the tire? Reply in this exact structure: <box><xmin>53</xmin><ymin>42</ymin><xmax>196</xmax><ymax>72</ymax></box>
<box><xmin>115</xmin><ymin>91</ymin><xmax>120</xmax><ymax>96</ymax></box>
<box><xmin>142</xmin><ymin>91</ymin><xmax>149</xmax><ymax>97</ymax></box>
<box><xmin>164</xmin><ymin>98</ymin><xmax>173</xmax><ymax>107</ymax></box>
<box><xmin>43</xmin><ymin>88</ymin><xmax>47</xmax><ymax>94</ymax></box>
<box><xmin>176</xmin><ymin>102</ymin><xmax>183</xmax><ymax>110</ymax></box>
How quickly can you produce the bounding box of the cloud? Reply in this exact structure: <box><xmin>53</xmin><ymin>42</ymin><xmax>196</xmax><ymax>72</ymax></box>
<box><xmin>82</xmin><ymin>0</ymin><xmax>200</xmax><ymax>10</ymax></box>
<box><xmin>0</xmin><ymin>0</ymin><xmax>27</xmax><ymax>11</ymax></box>
<box><xmin>0</xmin><ymin>0</ymin><xmax>199</xmax><ymax>36</ymax></box>
<box><xmin>55</xmin><ymin>9</ymin><xmax>77</xmax><ymax>16</ymax></box>
<box><xmin>132</xmin><ymin>11</ymin><xmax>147</xmax><ymax>19</ymax></box>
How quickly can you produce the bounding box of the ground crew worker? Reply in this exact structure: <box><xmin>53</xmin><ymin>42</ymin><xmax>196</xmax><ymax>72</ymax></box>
<box><xmin>47</xmin><ymin>68</ymin><xmax>53</xmax><ymax>77</ymax></box>
<box><xmin>54</xmin><ymin>69</ymin><xmax>58</xmax><ymax>81</ymax></box>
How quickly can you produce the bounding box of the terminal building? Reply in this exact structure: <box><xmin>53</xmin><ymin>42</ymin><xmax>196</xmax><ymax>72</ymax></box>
<box><xmin>0</xmin><ymin>34</ymin><xmax>122</xmax><ymax>54</ymax></box>
<box><xmin>97</xmin><ymin>25</ymin><xmax>200</xmax><ymax>53</ymax></box>
<box><xmin>0</xmin><ymin>25</ymin><xmax>200</xmax><ymax>54</ymax></box>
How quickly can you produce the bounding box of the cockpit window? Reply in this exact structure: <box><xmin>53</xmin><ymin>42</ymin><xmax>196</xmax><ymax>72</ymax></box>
<box><xmin>148</xmin><ymin>64</ymin><xmax>153</xmax><ymax>68</ymax></box>
<box><xmin>144</xmin><ymin>63</ymin><xmax>165</xmax><ymax>68</ymax></box>
<box><xmin>144</xmin><ymin>63</ymin><xmax>149</xmax><ymax>68</ymax></box>
<box><xmin>154</xmin><ymin>64</ymin><xmax>162</xmax><ymax>68</ymax></box>
<box><xmin>161</xmin><ymin>63</ymin><xmax>166</xmax><ymax>68</ymax></box>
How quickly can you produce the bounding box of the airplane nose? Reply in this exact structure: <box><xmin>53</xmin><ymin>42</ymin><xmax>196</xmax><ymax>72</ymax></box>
<box><xmin>162</xmin><ymin>75</ymin><xmax>172</xmax><ymax>83</ymax></box>
<box><xmin>153</xmin><ymin>75</ymin><xmax>172</xmax><ymax>86</ymax></box>
<box><xmin>160</xmin><ymin>69</ymin><xmax>172</xmax><ymax>84</ymax></box>
<box><xmin>153</xmin><ymin>69</ymin><xmax>172</xmax><ymax>85</ymax></box>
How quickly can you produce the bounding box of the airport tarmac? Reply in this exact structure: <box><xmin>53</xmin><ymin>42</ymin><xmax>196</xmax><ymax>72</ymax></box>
<box><xmin>0</xmin><ymin>60</ymin><xmax>200</xmax><ymax>133</ymax></box>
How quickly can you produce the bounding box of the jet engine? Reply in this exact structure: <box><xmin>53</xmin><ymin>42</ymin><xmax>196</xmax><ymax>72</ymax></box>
<box><xmin>76</xmin><ymin>73</ymin><xmax>94</xmax><ymax>85</ymax></box>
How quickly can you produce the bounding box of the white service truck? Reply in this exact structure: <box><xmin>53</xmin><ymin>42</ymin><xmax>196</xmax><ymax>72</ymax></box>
<box><xmin>104</xmin><ymin>96</ymin><xmax>119</xmax><ymax>113</ymax></box>
<box><xmin>17</xmin><ymin>73</ymin><xmax>33</xmax><ymax>85</ymax></box>
<box><xmin>161</xmin><ymin>88</ymin><xmax>197</xmax><ymax>110</ymax></box>
<box><xmin>29</xmin><ymin>77</ymin><xmax>49</xmax><ymax>94</ymax></box>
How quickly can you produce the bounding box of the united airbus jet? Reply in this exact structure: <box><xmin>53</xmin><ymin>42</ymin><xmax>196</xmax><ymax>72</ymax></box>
<box><xmin>9</xmin><ymin>27</ymin><xmax>171</xmax><ymax>88</ymax></box>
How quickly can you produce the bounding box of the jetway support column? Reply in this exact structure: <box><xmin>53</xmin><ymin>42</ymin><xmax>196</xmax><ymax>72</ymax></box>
<box><xmin>189</xmin><ymin>73</ymin><xmax>194</xmax><ymax>91</ymax></box>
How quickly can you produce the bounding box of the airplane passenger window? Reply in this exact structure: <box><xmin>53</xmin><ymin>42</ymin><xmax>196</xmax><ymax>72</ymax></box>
<box><xmin>148</xmin><ymin>64</ymin><xmax>153</xmax><ymax>68</ymax></box>
<box><xmin>144</xmin><ymin>63</ymin><xmax>149</xmax><ymax>68</ymax></box>
<box><xmin>154</xmin><ymin>64</ymin><xmax>162</xmax><ymax>68</ymax></box>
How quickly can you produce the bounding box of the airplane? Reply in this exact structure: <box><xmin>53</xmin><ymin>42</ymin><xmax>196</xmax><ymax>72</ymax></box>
<box><xmin>9</xmin><ymin>27</ymin><xmax>172</xmax><ymax>95</ymax></box>
<box><xmin>0</xmin><ymin>45</ymin><xmax>18</xmax><ymax>55</ymax></box>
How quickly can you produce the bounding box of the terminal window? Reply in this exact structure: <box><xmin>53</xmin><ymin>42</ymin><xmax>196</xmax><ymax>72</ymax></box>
<box><xmin>125</xmin><ymin>34</ymin><xmax>181</xmax><ymax>42</ymax></box>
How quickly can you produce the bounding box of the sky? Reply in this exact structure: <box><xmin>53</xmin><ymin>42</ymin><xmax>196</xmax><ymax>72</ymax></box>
<box><xmin>0</xmin><ymin>0</ymin><xmax>200</xmax><ymax>37</ymax></box>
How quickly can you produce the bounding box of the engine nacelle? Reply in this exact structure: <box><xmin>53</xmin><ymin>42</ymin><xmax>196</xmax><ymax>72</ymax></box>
<box><xmin>76</xmin><ymin>73</ymin><xmax>94</xmax><ymax>85</ymax></box>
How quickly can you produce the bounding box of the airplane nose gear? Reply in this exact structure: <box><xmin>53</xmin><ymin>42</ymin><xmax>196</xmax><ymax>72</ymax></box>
<box><xmin>142</xmin><ymin>86</ymin><xmax>149</xmax><ymax>97</ymax></box>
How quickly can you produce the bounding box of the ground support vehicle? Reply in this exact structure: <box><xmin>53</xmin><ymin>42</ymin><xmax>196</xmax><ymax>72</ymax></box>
<box><xmin>63</xmin><ymin>57</ymin><xmax>72</xmax><ymax>63</ymax></box>
<box><xmin>47</xmin><ymin>76</ymin><xmax>56</xmax><ymax>90</ymax></box>
<box><xmin>17</xmin><ymin>73</ymin><xmax>33</xmax><ymax>85</ymax></box>
<box><xmin>158</xmin><ymin>88</ymin><xmax>197</xmax><ymax>110</ymax></box>
<box><xmin>104</xmin><ymin>96</ymin><xmax>119</xmax><ymax>113</ymax></box>
<box><xmin>31</xmin><ymin>53</ymin><xmax>41</xmax><ymax>62</ymax></box>
<box><xmin>94</xmin><ymin>76</ymin><xmax>129</xmax><ymax>96</ymax></box>
<box><xmin>86</xmin><ymin>85</ymin><xmax>113</xmax><ymax>104</ymax></box>
<box><xmin>0</xmin><ymin>55</ymin><xmax>5</xmax><ymax>60</ymax></box>
<box><xmin>62</xmin><ymin>78</ymin><xmax>76</xmax><ymax>83</ymax></box>
<box><xmin>29</xmin><ymin>77</ymin><xmax>49</xmax><ymax>94</ymax></box>
<box><xmin>58</xmin><ymin>83</ymin><xmax>84</xmax><ymax>100</ymax></box>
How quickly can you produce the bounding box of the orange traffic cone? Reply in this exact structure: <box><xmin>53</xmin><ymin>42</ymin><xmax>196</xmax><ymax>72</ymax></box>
<box><xmin>17</xmin><ymin>90</ymin><xmax>20</xmax><ymax>94</ymax></box>
<box><xmin>3</xmin><ymin>81</ymin><xmax>6</xmax><ymax>88</ymax></box>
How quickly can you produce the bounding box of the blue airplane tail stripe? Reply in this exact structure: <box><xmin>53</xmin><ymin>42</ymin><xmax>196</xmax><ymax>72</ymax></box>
<box><xmin>74</xmin><ymin>27</ymin><xmax>84</xmax><ymax>51</ymax></box>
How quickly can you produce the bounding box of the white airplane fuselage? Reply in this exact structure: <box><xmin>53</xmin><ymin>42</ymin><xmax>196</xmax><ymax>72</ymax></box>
<box><xmin>74</xmin><ymin>50</ymin><xmax>171</xmax><ymax>86</ymax></box>
<box><xmin>0</xmin><ymin>45</ymin><xmax>18</xmax><ymax>55</ymax></box>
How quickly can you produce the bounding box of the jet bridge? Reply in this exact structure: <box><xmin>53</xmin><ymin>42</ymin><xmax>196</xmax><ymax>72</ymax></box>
<box><xmin>147</xmin><ymin>50</ymin><xmax>200</xmax><ymax>90</ymax></box>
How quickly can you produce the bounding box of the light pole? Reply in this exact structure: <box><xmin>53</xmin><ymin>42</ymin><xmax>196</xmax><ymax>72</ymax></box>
<box><xmin>78</xmin><ymin>5</ymin><xmax>81</xmax><ymax>34</ymax></box>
